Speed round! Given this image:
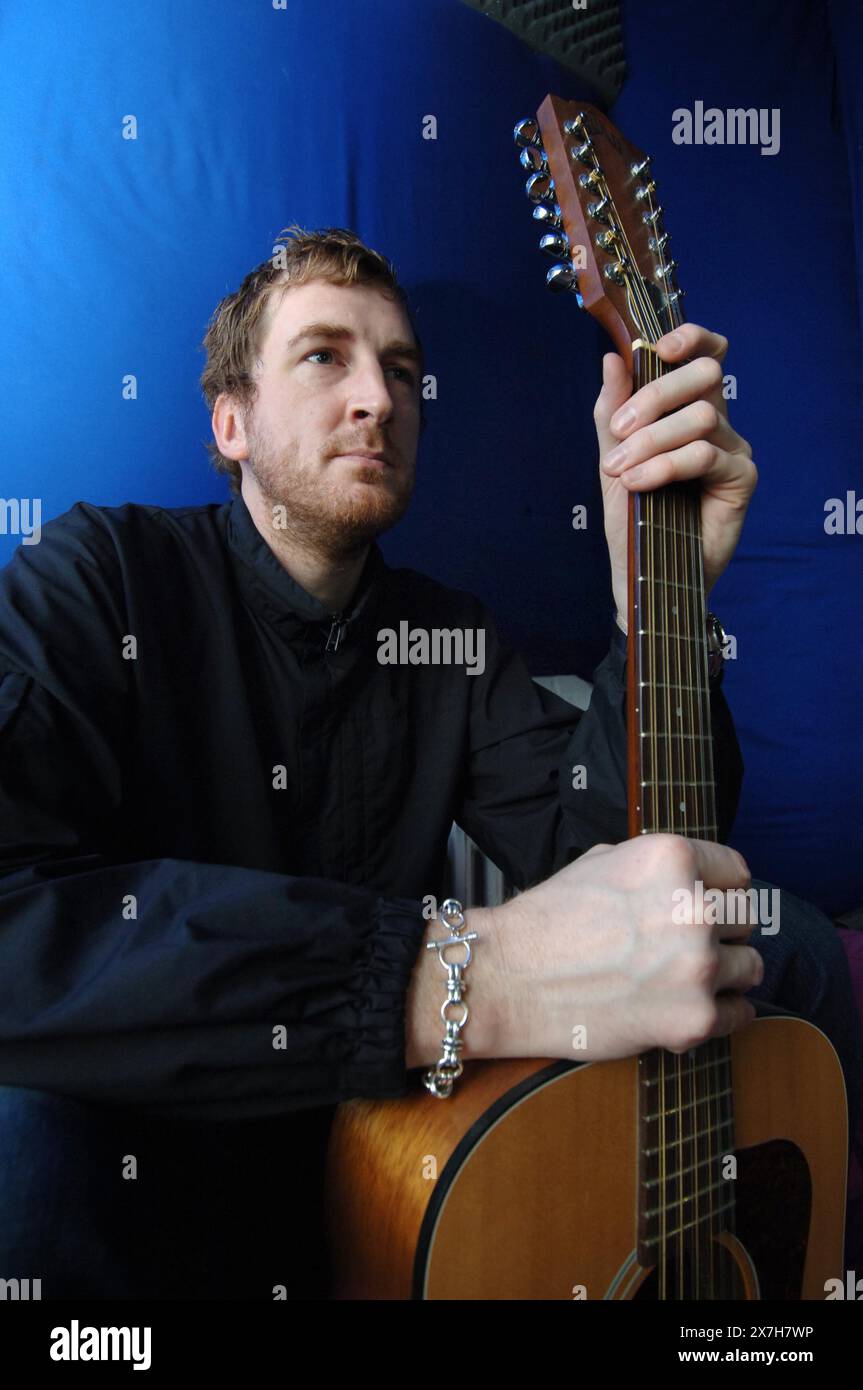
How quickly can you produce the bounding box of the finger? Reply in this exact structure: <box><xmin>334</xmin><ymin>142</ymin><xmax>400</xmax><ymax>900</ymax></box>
<box><xmin>608</xmin><ymin>356</ymin><xmax>724</xmax><ymax>439</ymax></box>
<box><xmin>687</xmin><ymin>840</ymin><xmax>751</xmax><ymax>892</ymax></box>
<box><xmin>710</xmin><ymin>993</ymin><xmax>757</xmax><ymax>1039</ymax></box>
<box><xmin>594</xmin><ymin>352</ymin><xmax>635</xmax><ymax>457</ymax></box>
<box><xmin>602</xmin><ymin>399</ymin><xmax>722</xmax><ymax>476</ymax></box>
<box><xmin>616</xmin><ymin>440</ymin><xmax>748</xmax><ymax>494</ymax></box>
<box><xmin>715</xmin><ymin>943</ymin><xmax>764</xmax><ymax>993</ymax></box>
<box><xmin>654</xmin><ymin>323</ymin><xmax>729</xmax><ymax>366</ymax></box>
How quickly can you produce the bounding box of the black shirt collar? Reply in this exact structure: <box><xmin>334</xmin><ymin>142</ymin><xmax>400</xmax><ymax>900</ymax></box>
<box><xmin>225</xmin><ymin>489</ymin><xmax>387</xmax><ymax>639</ymax></box>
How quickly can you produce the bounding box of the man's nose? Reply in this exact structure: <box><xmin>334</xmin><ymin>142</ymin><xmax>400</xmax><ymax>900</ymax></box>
<box><xmin>346</xmin><ymin>364</ymin><xmax>394</xmax><ymax>422</ymax></box>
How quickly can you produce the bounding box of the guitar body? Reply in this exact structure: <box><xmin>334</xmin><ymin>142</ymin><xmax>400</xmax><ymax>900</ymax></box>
<box><xmin>326</xmin><ymin>1013</ymin><xmax>847</xmax><ymax>1299</ymax></box>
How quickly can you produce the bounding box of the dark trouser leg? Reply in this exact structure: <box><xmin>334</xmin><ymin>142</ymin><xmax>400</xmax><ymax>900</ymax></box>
<box><xmin>0</xmin><ymin>1085</ymin><xmax>141</xmax><ymax>1298</ymax></box>
<box><xmin>0</xmin><ymin>1085</ymin><xmax>332</xmax><ymax>1298</ymax></box>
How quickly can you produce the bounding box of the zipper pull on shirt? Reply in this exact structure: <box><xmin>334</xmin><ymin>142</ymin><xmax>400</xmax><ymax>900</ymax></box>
<box><xmin>325</xmin><ymin>614</ymin><xmax>348</xmax><ymax>653</ymax></box>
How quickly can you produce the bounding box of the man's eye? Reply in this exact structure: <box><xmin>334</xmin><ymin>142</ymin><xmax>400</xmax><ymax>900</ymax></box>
<box><xmin>303</xmin><ymin>351</ymin><xmax>413</xmax><ymax>383</ymax></box>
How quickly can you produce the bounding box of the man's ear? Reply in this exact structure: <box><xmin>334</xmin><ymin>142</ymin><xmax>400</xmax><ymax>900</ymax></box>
<box><xmin>212</xmin><ymin>392</ymin><xmax>251</xmax><ymax>461</ymax></box>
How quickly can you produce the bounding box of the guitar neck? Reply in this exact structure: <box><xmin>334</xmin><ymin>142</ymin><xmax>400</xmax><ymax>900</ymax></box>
<box><xmin>626</xmin><ymin>342</ymin><xmax>717</xmax><ymax>842</ymax></box>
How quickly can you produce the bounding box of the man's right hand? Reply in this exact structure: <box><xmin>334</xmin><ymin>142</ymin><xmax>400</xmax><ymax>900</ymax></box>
<box><xmin>405</xmin><ymin>835</ymin><xmax>763</xmax><ymax>1070</ymax></box>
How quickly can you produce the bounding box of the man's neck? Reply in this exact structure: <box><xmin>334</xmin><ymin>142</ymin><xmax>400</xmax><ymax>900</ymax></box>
<box><xmin>241</xmin><ymin>484</ymin><xmax>369</xmax><ymax>615</ymax></box>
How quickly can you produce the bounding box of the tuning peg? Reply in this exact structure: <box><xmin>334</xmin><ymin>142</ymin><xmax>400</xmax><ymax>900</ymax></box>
<box><xmin>635</xmin><ymin>181</ymin><xmax>658</xmax><ymax>201</ymax></box>
<box><xmin>642</xmin><ymin>206</ymin><xmax>663</xmax><ymax>226</ymax></box>
<box><xmin>519</xmin><ymin>145</ymin><xmax>547</xmax><ymax>173</ymax></box>
<box><xmin>570</xmin><ymin>141</ymin><xmax>594</xmax><ymax>167</ymax></box>
<box><xmin>546</xmin><ymin>263</ymin><xmax>581</xmax><ymax>301</ymax></box>
<box><xmin>595</xmin><ymin>230</ymin><xmax>616</xmax><ymax>251</ymax></box>
<box><xmin>603</xmin><ymin>261</ymin><xmax>627</xmax><ymax>285</ymax></box>
<box><xmin>539</xmin><ymin>231</ymin><xmax>570</xmax><ymax>260</ymax></box>
<box><xmin>631</xmin><ymin>156</ymin><xmax>652</xmax><ymax>177</ymax></box>
<box><xmin>587</xmin><ymin>196</ymin><xmax>611</xmax><ymax>223</ymax></box>
<box><xmin>579</xmin><ymin>169</ymin><xmax>603</xmax><ymax>193</ymax></box>
<box><xmin>655</xmin><ymin>260</ymin><xmax>678</xmax><ymax>279</ymax></box>
<box><xmin>525</xmin><ymin>171</ymin><xmax>555</xmax><ymax>204</ymax></box>
<box><xmin>648</xmin><ymin>232</ymin><xmax>670</xmax><ymax>253</ymax></box>
<box><xmin>563</xmin><ymin>113</ymin><xmax>587</xmax><ymax>134</ymax></box>
<box><xmin>532</xmin><ymin>203</ymin><xmax>562</xmax><ymax>229</ymax></box>
<box><xmin>514</xmin><ymin>117</ymin><xmax>541</xmax><ymax>148</ymax></box>
<box><xmin>666</xmin><ymin>288</ymin><xmax>686</xmax><ymax>305</ymax></box>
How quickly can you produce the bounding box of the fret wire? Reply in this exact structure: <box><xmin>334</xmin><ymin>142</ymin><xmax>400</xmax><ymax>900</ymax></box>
<box><xmin>639</xmin><ymin>1200</ymin><xmax>735</xmax><ymax>1246</ymax></box>
<box><xmin>642</xmin><ymin>1150</ymin><xmax>732</xmax><ymax>1187</ymax></box>
<box><xmin>644</xmin><ymin>1174</ymin><xmax>735</xmax><ymax>1216</ymax></box>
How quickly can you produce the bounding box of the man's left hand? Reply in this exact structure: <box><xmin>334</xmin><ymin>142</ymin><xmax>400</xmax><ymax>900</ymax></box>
<box><xmin>593</xmin><ymin>323</ymin><xmax>757</xmax><ymax>631</ymax></box>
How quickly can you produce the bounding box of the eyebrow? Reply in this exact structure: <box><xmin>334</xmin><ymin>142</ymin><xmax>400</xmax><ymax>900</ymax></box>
<box><xmin>284</xmin><ymin>322</ymin><xmax>422</xmax><ymax>365</ymax></box>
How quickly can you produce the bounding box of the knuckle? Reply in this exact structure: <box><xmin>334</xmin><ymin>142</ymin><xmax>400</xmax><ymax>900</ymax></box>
<box><xmin>695</xmin><ymin>399</ymin><xmax>719</xmax><ymax>432</ymax></box>
<box><xmin>747</xmin><ymin>946</ymin><xmax>765</xmax><ymax>986</ymax></box>
<box><xmin>691</xmin><ymin>439</ymin><xmax>715</xmax><ymax>469</ymax></box>
<box><xmin>696</xmin><ymin>356</ymin><xmax>723</xmax><ymax>391</ymax></box>
<box><xmin>691</xmin><ymin>949</ymin><xmax>719</xmax><ymax>991</ymax></box>
<box><xmin>658</xmin><ymin>833</ymin><xmax>697</xmax><ymax>876</ymax></box>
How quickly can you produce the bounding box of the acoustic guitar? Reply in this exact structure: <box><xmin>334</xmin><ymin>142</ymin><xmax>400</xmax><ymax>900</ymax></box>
<box><xmin>325</xmin><ymin>95</ymin><xmax>848</xmax><ymax>1300</ymax></box>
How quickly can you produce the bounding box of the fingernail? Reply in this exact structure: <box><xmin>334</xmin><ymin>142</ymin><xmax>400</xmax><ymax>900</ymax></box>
<box><xmin>626</xmin><ymin>463</ymin><xmax>647</xmax><ymax>482</ymax></box>
<box><xmin>611</xmin><ymin>406</ymin><xmax>635</xmax><ymax>433</ymax></box>
<box><xmin>603</xmin><ymin>445</ymin><xmax>627</xmax><ymax>472</ymax></box>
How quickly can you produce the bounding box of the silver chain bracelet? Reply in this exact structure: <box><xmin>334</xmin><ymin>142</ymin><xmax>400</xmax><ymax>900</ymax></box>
<box><xmin>422</xmin><ymin>897</ymin><xmax>477</xmax><ymax>1099</ymax></box>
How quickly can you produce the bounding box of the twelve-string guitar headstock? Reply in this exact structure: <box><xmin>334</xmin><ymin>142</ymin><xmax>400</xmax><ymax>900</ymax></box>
<box><xmin>513</xmin><ymin>95</ymin><xmax>685</xmax><ymax>367</ymax></box>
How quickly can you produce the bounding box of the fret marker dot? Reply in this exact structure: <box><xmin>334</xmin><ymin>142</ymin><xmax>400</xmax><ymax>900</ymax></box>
<box><xmin>676</xmin><ymin>706</ymin><xmax>683</xmax><ymax>716</ymax></box>
<box><xmin>679</xmin><ymin>801</ymin><xmax>686</xmax><ymax>812</ymax></box>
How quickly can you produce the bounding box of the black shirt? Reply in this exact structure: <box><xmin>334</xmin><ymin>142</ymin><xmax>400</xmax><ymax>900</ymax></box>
<box><xmin>0</xmin><ymin>491</ymin><xmax>742</xmax><ymax>1121</ymax></box>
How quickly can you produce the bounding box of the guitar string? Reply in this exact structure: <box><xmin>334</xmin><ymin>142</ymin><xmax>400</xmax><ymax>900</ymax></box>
<box><xmin>579</xmin><ymin>125</ymin><xmax>725</xmax><ymax>1297</ymax></box>
<box><xmin>613</xmin><ymin>185</ymin><xmax>715</xmax><ymax>1298</ymax></box>
<box><xmin>635</xmin><ymin>180</ymin><xmax>721</xmax><ymax>1299</ymax></box>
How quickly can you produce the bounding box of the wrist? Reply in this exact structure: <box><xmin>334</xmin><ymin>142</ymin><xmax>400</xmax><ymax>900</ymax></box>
<box><xmin>405</xmin><ymin>904</ymin><xmax>503</xmax><ymax>1070</ymax></box>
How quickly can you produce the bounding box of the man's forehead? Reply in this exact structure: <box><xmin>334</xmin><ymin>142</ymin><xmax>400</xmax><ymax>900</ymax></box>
<box><xmin>263</xmin><ymin>279</ymin><xmax>411</xmax><ymax>343</ymax></box>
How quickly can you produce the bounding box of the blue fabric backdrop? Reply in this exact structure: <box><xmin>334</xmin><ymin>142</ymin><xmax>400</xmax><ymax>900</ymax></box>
<box><xmin>1</xmin><ymin>0</ymin><xmax>860</xmax><ymax>913</ymax></box>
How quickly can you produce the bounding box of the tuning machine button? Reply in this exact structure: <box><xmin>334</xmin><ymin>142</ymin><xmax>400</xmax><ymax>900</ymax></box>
<box><xmin>532</xmin><ymin>203</ymin><xmax>562</xmax><ymax>230</ymax></box>
<box><xmin>579</xmin><ymin>169</ymin><xmax>603</xmax><ymax>193</ymax></box>
<box><xmin>642</xmin><ymin>206</ymin><xmax>663</xmax><ymax>226</ymax></box>
<box><xmin>655</xmin><ymin>260</ymin><xmax>679</xmax><ymax>279</ymax></box>
<box><xmin>539</xmin><ymin>231</ymin><xmax>570</xmax><ymax>260</ymax></box>
<box><xmin>513</xmin><ymin>117</ymin><xmax>541</xmax><ymax>148</ymax></box>
<box><xmin>526</xmin><ymin>171</ymin><xmax>555</xmax><ymax>204</ymax></box>
<box><xmin>648</xmin><ymin>232</ymin><xmax>670</xmax><ymax>253</ymax></box>
<box><xmin>631</xmin><ymin>156</ymin><xmax>652</xmax><ymax>177</ymax></box>
<box><xmin>519</xmin><ymin>145</ymin><xmax>547</xmax><ymax>173</ymax></box>
<box><xmin>635</xmin><ymin>181</ymin><xmax>658</xmax><ymax>201</ymax></box>
<box><xmin>595</xmin><ymin>230</ymin><xmax>616</xmax><ymax>251</ymax></box>
<box><xmin>546</xmin><ymin>263</ymin><xmax>584</xmax><ymax>306</ymax></box>
<box><xmin>603</xmin><ymin>261</ymin><xmax>627</xmax><ymax>285</ymax></box>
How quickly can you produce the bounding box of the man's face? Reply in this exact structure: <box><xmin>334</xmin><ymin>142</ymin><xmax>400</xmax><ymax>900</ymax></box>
<box><xmin>236</xmin><ymin>280</ymin><xmax>422</xmax><ymax>555</ymax></box>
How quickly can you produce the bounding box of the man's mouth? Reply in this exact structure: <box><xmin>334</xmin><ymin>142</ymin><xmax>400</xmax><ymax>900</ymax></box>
<box><xmin>336</xmin><ymin>451</ymin><xmax>391</xmax><ymax>467</ymax></box>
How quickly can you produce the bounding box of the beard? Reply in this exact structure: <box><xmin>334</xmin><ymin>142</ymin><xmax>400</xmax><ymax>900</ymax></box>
<box><xmin>243</xmin><ymin>411</ymin><xmax>415</xmax><ymax>558</ymax></box>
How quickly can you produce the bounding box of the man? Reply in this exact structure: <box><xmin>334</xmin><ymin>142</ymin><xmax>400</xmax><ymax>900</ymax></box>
<box><xmin>0</xmin><ymin>226</ymin><xmax>859</xmax><ymax>1298</ymax></box>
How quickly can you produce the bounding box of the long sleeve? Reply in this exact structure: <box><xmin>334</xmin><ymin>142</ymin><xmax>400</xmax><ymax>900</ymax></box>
<box><xmin>0</xmin><ymin>515</ymin><xmax>426</xmax><ymax>1121</ymax></box>
<box><xmin>456</xmin><ymin>610</ymin><xmax>743</xmax><ymax>891</ymax></box>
